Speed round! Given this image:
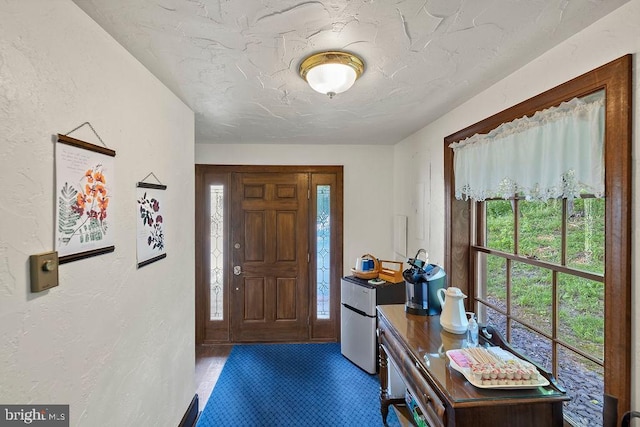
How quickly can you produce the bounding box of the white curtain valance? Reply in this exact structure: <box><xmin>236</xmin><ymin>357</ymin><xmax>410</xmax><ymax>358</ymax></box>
<box><xmin>450</xmin><ymin>95</ymin><xmax>605</xmax><ymax>201</ymax></box>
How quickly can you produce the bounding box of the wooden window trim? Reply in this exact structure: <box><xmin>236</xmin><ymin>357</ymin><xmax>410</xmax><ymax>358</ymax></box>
<box><xmin>444</xmin><ymin>55</ymin><xmax>632</xmax><ymax>416</ymax></box>
<box><xmin>309</xmin><ymin>172</ymin><xmax>344</xmax><ymax>340</ymax></box>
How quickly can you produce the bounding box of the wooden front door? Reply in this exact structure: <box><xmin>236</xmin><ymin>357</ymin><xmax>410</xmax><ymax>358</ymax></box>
<box><xmin>230</xmin><ymin>172</ymin><xmax>309</xmax><ymax>341</ymax></box>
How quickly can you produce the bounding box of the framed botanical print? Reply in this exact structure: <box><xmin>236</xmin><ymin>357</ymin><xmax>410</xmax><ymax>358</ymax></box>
<box><xmin>136</xmin><ymin>182</ymin><xmax>167</xmax><ymax>268</ymax></box>
<box><xmin>55</xmin><ymin>134</ymin><xmax>116</xmax><ymax>264</ymax></box>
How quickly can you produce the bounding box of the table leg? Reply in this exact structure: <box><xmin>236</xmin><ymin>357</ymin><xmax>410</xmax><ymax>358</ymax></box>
<box><xmin>379</xmin><ymin>331</ymin><xmax>390</xmax><ymax>424</ymax></box>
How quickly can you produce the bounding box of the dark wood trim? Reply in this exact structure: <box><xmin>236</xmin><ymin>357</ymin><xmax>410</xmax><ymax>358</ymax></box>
<box><xmin>136</xmin><ymin>182</ymin><xmax>167</xmax><ymax>190</ymax></box>
<box><xmin>195</xmin><ymin>169</ymin><xmax>231</xmax><ymax>344</ymax></box>
<box><xmin>58</xmin><ymin>246</ymin><xmax>115</xmax><ymax>264</ymax></box>
<box><xmin>334</xmin><ymin>167</ymin><xmax>344</xmax><ymax>341</ymax></box>
<box><xmin>195</xmin><ymin>164</ymin><xmax>344</xmax><ymax>174</ymax></box>
<box><xmin>444</xmin><ymin>56</ymin><xmax>627</xmax><ymax>143</ymax></box>
<box><xmin>444</xmin><ymin>55</ymin><xmax>632</xmax><ymax>418</ymax></box>
<box><xmin>602</xmin><ymin>54</ymin><xmax>633</xmax><ymax>422</ymax></box>
<box><xmin>57</xmin><ymin>134</ymin><xmax>116</xmax><ymax>157</ymax></box>
<box><xmin>472</xmin><ymin>246</ymin><xmax>603</xmax><ymax>283</ymax></box>
<box><xmin>136</xmin><ymin>253</ymin><xmax>167</xmax><ymax>269</ymax></box>
<box><xmin>194</xmin><ymin>167</ymin><xmax>205</xmax><ymax>345</ymax></box>
<box><xmin>309</xmin><ymin>171</ymin><xmax>343</xmax><ymax>340</ymax></box>
<box><xmin>177</xmin><ymin>394</ymin><xmax>199</xmax><ymax>427</ymax></box>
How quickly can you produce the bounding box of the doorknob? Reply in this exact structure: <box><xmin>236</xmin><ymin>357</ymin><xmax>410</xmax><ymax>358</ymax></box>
<box><xmin>233</xmin><ymin>265</ymin><xmax>242</xmax><ymax>275</ymax></box>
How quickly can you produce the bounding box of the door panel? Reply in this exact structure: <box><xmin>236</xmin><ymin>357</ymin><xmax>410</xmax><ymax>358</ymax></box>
<box><xmin>244</xmin><ymin>277</ymin><xmax>265</xmax><ymax>320</ymax></box>
<box><xmin>231</xmin><ymin>172</ymin><xmax>309</xmax><ymax>341</ymax></box>
<box><xmin>276</xmin><ymin>212</ymin><xmax>296</xmax><ymax>260</ymax></box>
<box><xmin>276</xmin><ymin>278</ymin><xmax>297</xmax><ymax>319</ymax></box>
<box><xmin>244</xmin><ymin>211</ymin><xmax>265</xmax><ymax>261</ymax></box>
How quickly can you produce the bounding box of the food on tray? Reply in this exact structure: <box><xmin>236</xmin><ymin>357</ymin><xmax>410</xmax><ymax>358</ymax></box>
<box><xmin>449</xmin><ymin>347</ymin><xmax>542</xmax><ymax>386</ymax></box>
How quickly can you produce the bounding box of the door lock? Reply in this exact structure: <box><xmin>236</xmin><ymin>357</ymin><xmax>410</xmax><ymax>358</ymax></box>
<box><xmin>233</xmin><ymin>265</ymin><xmax>242</xmax><ymax>275</ymax></box>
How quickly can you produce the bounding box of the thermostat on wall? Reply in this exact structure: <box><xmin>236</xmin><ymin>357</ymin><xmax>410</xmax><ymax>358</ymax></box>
<box><xmin>29</xmin><ymin>251</ymin><xmax>59</xmax><ymax>292</ymax></box>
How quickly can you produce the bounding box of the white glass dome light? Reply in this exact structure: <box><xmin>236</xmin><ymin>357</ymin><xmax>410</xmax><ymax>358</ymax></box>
<box><xmin>299</xmin><ymin>51</ymin><xmax>365</xmax><ymax>99</ymax></box>
<box><xmin>305</xmin><ymin>63</ymin><xmax>357</xmax><ymax>97</ymax></box>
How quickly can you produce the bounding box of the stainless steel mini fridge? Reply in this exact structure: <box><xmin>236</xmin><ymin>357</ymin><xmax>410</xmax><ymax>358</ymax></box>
<box><xmin>340</xmin><ymin>276</ymin><xmax>404</xmax><ymax>374</ymax></box>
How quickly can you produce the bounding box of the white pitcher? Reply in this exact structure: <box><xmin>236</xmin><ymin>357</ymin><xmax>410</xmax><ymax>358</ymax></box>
<box><xmin>437</xmin><ymin>287</ymin><xmax>469</xmax><ymax>335</ymax></box>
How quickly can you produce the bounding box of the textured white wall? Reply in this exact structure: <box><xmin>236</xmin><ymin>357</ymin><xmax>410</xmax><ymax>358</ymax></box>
<box><xmin>196</xmin><ymin>143</ymin><xmax>397</xmax><ymax>273</ymax></box>
<box><xmin>393</xmin><ymin>0</ymin><xmax>639</xmax><ymax>412</ymax></box>
<box><xmin>0</xmin><ymin>1</ymin><xmax>195</xmax><ymax>426</ymax></box>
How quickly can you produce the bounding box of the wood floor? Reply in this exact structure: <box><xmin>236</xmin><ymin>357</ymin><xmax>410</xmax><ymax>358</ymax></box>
<box><xmin>195</xmin><ymin>345</ymin><xmax>233</xmax><ymax>405</ymax></box>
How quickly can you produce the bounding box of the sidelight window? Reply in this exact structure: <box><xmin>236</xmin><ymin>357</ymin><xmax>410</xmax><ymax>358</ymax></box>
<box><xmin>209</xmin><ymin>184</ymin><xmax>224</xmax><ymax>321</ymax></box>
<box><xmin>309</xmin><ymin>171</ymin><xmax>342</xmax><ymax>339</ymax></box>
<box><xmin>316</xmin><ymin>185</ymin><xmax>331</xmax><ymax>319</ymax></box>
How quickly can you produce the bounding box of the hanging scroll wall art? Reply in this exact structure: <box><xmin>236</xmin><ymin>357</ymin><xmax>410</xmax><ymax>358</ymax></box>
<box><xmin>55</xmin><ymin>133</ymin><xmax>116</xmax><ymax>264</ymax></box>
<box><xmin>136</xmin><ymin>175</ymin><xmax>167</xmax><ymax>268</ymax></box>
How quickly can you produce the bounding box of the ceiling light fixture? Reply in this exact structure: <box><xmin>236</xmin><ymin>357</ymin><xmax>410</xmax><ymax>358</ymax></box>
<box><xmin>299</xmin><ymin>51</ymin><xmax>365</xmax><ymax>99</ymax></box>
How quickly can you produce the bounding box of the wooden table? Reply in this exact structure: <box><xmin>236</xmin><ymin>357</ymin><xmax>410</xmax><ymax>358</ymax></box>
<box><xmin>377</xmin><ymin>304</ymin><xmax>568</xmax><ymax>427</ymax></box>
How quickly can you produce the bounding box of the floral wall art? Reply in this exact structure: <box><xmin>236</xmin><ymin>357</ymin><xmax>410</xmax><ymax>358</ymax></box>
<box><xmin>55</xmin><ymin>134</ymin><xmax>116</xmax><ymax>263</ymax></box>
<box><xmin>136</xmin><ymin>183</ymin><xmax>167</xmax><ymax>267</ymax></box>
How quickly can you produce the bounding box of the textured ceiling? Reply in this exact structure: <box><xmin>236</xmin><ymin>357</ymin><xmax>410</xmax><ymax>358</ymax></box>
<box><xmin>72</xmin><ymin>0</ymin><xmax>627</xmax><ymax>145</ymax></box>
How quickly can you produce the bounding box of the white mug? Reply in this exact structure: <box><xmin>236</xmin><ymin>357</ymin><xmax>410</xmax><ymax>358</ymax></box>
<box><xmin>355</xmin><ymin>257</ymin><xmax>363</xmax><ymax>271</ymax></box>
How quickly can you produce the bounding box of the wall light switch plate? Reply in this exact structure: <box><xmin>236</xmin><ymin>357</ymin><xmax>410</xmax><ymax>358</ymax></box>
<box><xmin>30</xmin><ymin>251</ymin><xmax>59</xmax><ymax>292</ymax></box>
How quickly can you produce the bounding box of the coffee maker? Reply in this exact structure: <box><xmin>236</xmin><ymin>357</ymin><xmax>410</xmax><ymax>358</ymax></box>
<box><xmin>403</xmin><ymin>249</ymin><xmax>447</xmax><ymax>316</ymax></box>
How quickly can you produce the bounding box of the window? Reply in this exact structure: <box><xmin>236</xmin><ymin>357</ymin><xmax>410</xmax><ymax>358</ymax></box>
<box><xmin>209</xmin><ymin>184</ymin><xmax>224</xmax><ymax>321</ymax></box>
<box><xmin>444</xmin><ymin>55</ymin><xmax>632</xmax><ymax>425</ymax></box>
<box><xmin>309</xmin><ymin>172</ymin><xmax>343</xmax><ymax>339</ymax></box>
<box><xmin>477</xmin><ymin>196</ymin><xmax>605</xmax><ymax>425</ymax></box>
<box><xmin>316</xmin><ymin>185</ymin><xmax>331</xmax><ymax>319</ymax></box>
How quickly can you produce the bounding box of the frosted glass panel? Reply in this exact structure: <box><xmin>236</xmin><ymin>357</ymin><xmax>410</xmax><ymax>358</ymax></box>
<box><xmin>210</xmin><ymin>185</ymin><xmax>224</xmax><ymax>321</ymax></box>
<box><xmin>316</xmin><ymin>185</ymin><xmax>330</xmax><ymax>319</ymax></box>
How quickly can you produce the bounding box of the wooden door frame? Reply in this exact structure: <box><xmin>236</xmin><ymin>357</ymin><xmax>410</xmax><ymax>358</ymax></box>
<box><xmin>195</xmin><ymin>164</ymin><xmax>344</xmax><ymax>344</ymax></box>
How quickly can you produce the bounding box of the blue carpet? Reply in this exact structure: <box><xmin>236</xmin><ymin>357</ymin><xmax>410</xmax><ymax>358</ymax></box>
<box><xmin>197</xmin><ymin>343</ymin><xmax>401</xmax><ymax>427</ymax></box>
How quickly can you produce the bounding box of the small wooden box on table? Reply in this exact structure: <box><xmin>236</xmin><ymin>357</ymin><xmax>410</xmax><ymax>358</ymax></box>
<box><xmin>377</xmin><ymin>304</ymin><xmax>568</xmax><ymax>427</ymax></box>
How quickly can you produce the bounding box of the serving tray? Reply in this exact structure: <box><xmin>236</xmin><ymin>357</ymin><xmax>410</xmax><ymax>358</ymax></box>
<box><xmin>446</xmin><ymin>348</ymin><xmax>550</xmax><ymax>390</ymax></box>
